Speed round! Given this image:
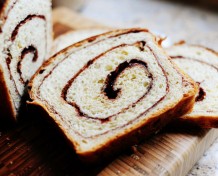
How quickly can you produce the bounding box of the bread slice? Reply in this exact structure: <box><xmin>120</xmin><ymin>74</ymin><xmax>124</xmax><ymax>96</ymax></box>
<box><xmin>28</xmin><ymin>29</ymin><xmax>197</xmax><ymax>162</ymax></box>
<box><xmin>51</xmin><ymin>29</ymin><xmax>107</xmax><ymax>56</ymax></box>
<box><xmin>167</xmin><ymin>43</ymin><xmax>218</xmax><ymax>128</ymax></box>
<box><xmin>0</xmin><ymin>0</ymin><xmax>52</xmax><ymax>120</ymax></box>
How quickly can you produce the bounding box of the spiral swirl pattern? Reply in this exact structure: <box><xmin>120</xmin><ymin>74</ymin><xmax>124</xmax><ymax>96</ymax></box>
<box><xmin>29</xmin><ymin>29</ymin><xmax>193</xmax><ymax>143</ymax></box>
<box><xmin>0</xmin><ymin>0</ymin><xmax>52</xmax><ymax>113</ymax></box>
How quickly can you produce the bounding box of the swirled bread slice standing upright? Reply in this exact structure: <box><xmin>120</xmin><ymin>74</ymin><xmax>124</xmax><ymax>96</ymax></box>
<box><xmin>0</xmin><ymin>0</ymin><xmax>52</xmax><ymax>119</ymax></box>
<box><xmin>167</xmin><ymin>44</ymin><xmax>218</xmax><ymax>128</ymax></box>
<box><xmin>28</xmin><ymin>29</ymin><xmax>197</xmax><ymax>162</ymax></box>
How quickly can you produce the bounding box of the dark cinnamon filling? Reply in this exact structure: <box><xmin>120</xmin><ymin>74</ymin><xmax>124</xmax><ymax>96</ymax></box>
<box><xmin>38</xmin><ymin>32</ymin><xmax>169</xmax><ymax>138</ymax></box>
<box><xmin>61</xmin><ymin>43</ymin><xmax>157</xmax><ymax>122</ymax></box>
<box><xmin>64</xmin><ymin>58</ymin><xmax>153</xmax><ymax>122</ymax></box>
<box><xmin>196</xmin><ymin>86</ymin><xmax>206</xmax><ymax>102</ymax></box>
<box><xmin>104</xmin><ymin>59</ymin><xmax>150</xmax><ymax>99</ymax></box>
<box><xmin>5</xmin><ymin>15</ymin><xmax>46</xmax><ymax>97</ymax></box>
<box><xmin>11</xmin><ymin>15</ymin><xmax>45</xmax><ymax>41</ymax></box>
<box><xmin>17</xmin><ymin>45</ymin><xmax>38</xmax><ymax>84</ymax></box>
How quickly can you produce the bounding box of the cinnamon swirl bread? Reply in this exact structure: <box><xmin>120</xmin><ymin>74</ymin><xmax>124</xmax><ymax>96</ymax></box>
<box><xmin>28</xmin><ymin>29</ymin><xmax>197</xmax><ymax>162</ymax></box>
<box><xmin>51</xmin><ymin>29</ymin><xmax>107</xmax><ymax>55</ymax></box>
<box><xmin>0</xmin><ymin>0</ymin><xmax>52</xmax><ymax>119</ymax></box>
<box><xmin>168</xmin><ymin>44</ymin><xmax>218</xmax><ymax>128</ymax></box>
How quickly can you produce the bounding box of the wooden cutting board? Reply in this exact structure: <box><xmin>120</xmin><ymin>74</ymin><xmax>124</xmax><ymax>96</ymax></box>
<box><xmin>0</xmin><ymin>7</ymin><xmax>218</xmax><ymax>176</ymax></box>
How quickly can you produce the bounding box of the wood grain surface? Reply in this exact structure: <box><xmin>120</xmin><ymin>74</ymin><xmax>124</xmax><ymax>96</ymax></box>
<box><xmin>0</xmin><ymin>7</ymin><xmax>217</xmax><ymax>176</ymax></box>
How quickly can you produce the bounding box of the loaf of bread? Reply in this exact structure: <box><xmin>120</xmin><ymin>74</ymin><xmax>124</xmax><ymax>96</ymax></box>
<box><xmin>167</xmin><ymin>43</ymin><xmax>218</xmax><ymax>128</ymax></box>
<box><xmin>28</xmin><ymin>29</ymin><xmax>197</xmax><ymax>162</ymax></box>
<box><xmin>0</xmin><ymin>0</ymin><xmax>52</xmax><ymax>120</ymax></box>
<box><xmin>51</xmin><ymin>29</ymin><xmax>107</xmax><ymax>55</ymax></box>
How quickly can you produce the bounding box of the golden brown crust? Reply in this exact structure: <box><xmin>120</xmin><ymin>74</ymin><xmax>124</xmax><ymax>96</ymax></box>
<box><xmin>78</xmin><ymin>92</ymin><xmax>196</xmax><ymax>163</ymax></box>
<box><xmin>0</xmin><ymin>65</ymin><xmax>16</xmax><ymax>121</ymax></box>
<box><xmin>179</xmin><ymin>116</ymin><xmax>218</xmax><ymax>128</ymax></box>
<box><xmin>0</xmin><ymin>0</ymin><xmax>53</xmax><ymax>120</ymax></box>
<box><xmin>80</xmin><ymin>86</ymin><xmax>196</xmax><ymax>162</ymax></box>
<box><xmin>29</xmin><ymin>28</ymin><xmax>150</xmax><ymax>93</ymax></box>
<box><xmin>28</xmin><ymin>28</ymin><xmax>198</xmax><ymax>162</ymax></box>
<box><xmin>0</xmin><ymin>0</ymin><xmax>17</xmax><ymax>120</ymax></box>
<box><xmin>169</xmin><ymin>43</ymin><xmax>218</xmax><ymax>128</ymax></box>
<box><xmin>28</xmin><ymin>85</ymin><xmax>196</xmax><ymax>163</ymax></box>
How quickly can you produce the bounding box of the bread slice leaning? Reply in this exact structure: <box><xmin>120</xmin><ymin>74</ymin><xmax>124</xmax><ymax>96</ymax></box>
<box><xmin>51</xmin><ymin>29</ymin><xmax>107</xmax><ymax>56</ymax></box>
<box><xmin>0</xmin><ymin>0</ymin><xmax>52</xmax><ymax>120</ymax></box>
<box><xmin>167</xmin><ymin>43</ymin><xmax>218</xmax><ymax>128</ymax></box>
<box><xmin>28</xmin><ymin>29</ymin><xmax>197</xmax><ymax>162</ymax></box>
